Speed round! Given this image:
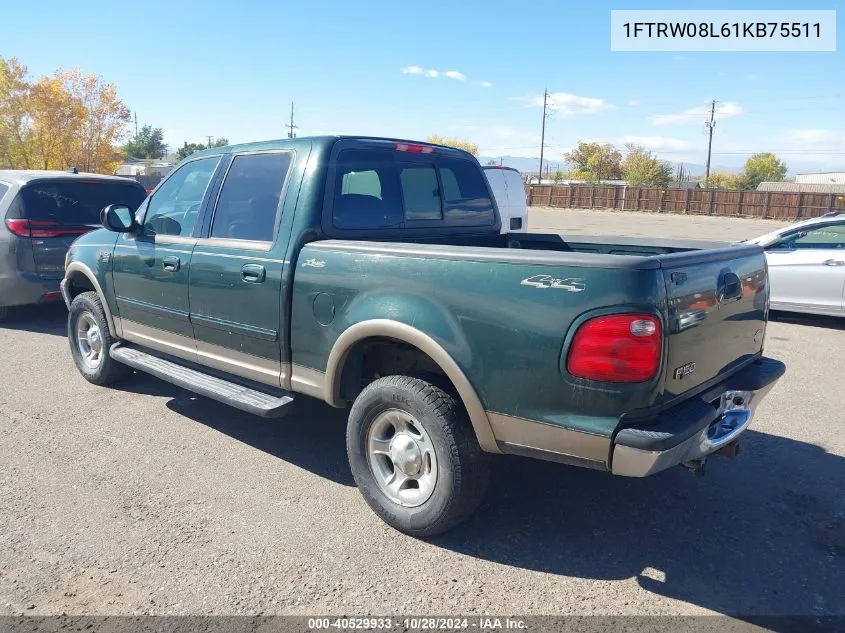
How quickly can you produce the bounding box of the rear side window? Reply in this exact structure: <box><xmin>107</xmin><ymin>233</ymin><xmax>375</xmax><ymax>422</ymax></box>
<box><xmin>210</xmin><ymin>152</ymin><xmax>293</xmax><ymax>242</ymax></box>
<box><xmin>332</xmin><ymin>148</ymin><xmax>494</xmax><ymax>230</ymax></box>
<box><xmin>0</xmin><ymin>183</ymin><xmax>9</xmax><ymax>204</ymax></box>
<box><xmin>19</xmin><ymin>181</ymin><xmax>146</xmax><ymax>225</ymax></box>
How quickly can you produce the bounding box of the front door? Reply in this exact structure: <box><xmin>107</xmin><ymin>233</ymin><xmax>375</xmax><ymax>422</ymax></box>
<box><xmin>187</xmin><ymin>150</ymin><xmax>295</xmax><ymax>387</ymax></box>
<box><xmin>766</xmin><ymin>221</ymin><xmax>845</xmax><ymax>314</ymax></box>
<box><xmin>112</xmin><ymin>155</ymin><xmax>223</xmax><ymax>359</ymax></box>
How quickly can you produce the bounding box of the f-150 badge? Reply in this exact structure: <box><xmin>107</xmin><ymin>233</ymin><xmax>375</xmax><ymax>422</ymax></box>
<box><xmin>521</xmin><ymin>275</ymin><xmax>585</xmax><ymax>292</ymax></box>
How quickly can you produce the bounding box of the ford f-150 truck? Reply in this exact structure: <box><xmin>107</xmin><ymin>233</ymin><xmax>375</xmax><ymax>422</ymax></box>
<box><xmin>62</xmin><ymin>136</ymin><xmax>785</xmax><ymax>536</ymax></box>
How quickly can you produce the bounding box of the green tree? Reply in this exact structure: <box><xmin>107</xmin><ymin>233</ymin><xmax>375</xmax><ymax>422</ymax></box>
<box><xmin>175</xmin><ymin>137</ymin><xmax>230</xmax><ymax>161</ymax></box>
<box><xmin>622</xmin><ymin>144</ymin><xmax>673</xmax><ymax>186</ymax></box>
<box><xmin>424</xmin><ymin>134</ymin><xmax>478</xmax><ymax>156</ymax></box>
<box><xmin>705</xmin><ymin>171</ymin><xmax>744</xmax><ymax>190</ymax></box>
<box><xmin>740</xmin><ymin>152</ymin><xmax>787</xmax><ymax>190</ymax></box>
<box><xmin>563</xmin><ymin>142</ymin><xmax>622</xmax><ymax>182</ymax></box>
<box><xmin>124</xmin><ymin>125</ymin><xmax>166</xmax><ymax>159</ymax></box>
<box><xmin>175</xmin><ymin>142</ymin><xmax>206</xmax><ymax>161</ymax></box>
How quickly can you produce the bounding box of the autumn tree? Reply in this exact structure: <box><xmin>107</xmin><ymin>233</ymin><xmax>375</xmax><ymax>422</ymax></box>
<box><xmin>124</xmin><ymin>125</ymin><xmax>166</xmax><ymax>159</ymax></box>
<box><xmin>0</xmin><ymin>57</ymin><xmax>32</xmax><ymax>168</ymax></box>
<box><xmin>0</xmin><ymin>56</ymin><xmax>129</xmax><ymax>172</ymax></box>
<box><xmin>424</xmin><ymin>135</ymin><xmax>478</xmax><ymax>156</ymax></box>
<box><xmin>740</xmin><ymin>152</ymin><xmax>787</xmax><ymax>190</ymax></box>
<box><xmin>62</xmin><ymin>69</ymin><xmax>130</xmax><ymax>173</ymax></box>
<box><xmin>563</xmin><ymin>142</ymin><xmax>622</xmax><ymax>182</ymax></box>
<box><xmin>622</xmin><ymin>144</ymin><xmax>673</xmax><ymax>186</ymax></box>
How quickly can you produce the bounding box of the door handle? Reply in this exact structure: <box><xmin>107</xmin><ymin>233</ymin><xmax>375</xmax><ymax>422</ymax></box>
<box><xmin>823</xmin><ymin>259</ymin><xmax>845</xmax><ymax>266</ymax></box>
<box><xmin>241</xmin><ymin>264</ymin><xmax>266</xmax><ymax>283</ymax></box>
<box><xmin>162</xmin><ymin>256</ymin><xmax>181</xmax><ymax>272</ymax></box>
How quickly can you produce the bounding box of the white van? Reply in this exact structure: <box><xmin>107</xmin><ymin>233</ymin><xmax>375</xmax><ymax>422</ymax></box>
<box><xmin>482</xmin><ymin>166</ymin><xmax>528</xmax><ymax>233</ymax></box>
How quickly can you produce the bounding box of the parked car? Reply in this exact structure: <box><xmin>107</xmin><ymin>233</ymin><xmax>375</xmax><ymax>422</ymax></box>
<box><xmin>746</xmin><ymin>212</ymin><xmax>845</xmax><ymax>317</ymax></box>
<box><xmin>62</xmin><ymin>136</ymin><xmax>784</xmax><ymax>536</ymax></box>
<box><xmin>482</xmin><ymin>165</ymin><xmax>528</xmax><ymax>233</ymax></box>
<box><xmin>0</xmin><ymin>170</ymin><xmax>147</xmax><ymax>322</ymax></box>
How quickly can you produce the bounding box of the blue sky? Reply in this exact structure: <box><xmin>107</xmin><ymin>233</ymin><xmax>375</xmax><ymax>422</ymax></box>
<box><xmin>2</xmin><ymin>0</ymin><xmax>842</xmax><ymax>172</ymax></box>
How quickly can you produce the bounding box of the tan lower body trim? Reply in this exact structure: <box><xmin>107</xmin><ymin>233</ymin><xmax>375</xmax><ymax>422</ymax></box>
<box><xmin>290</xmin><ymin>364</ymin><xmax>327</xmax><ymax>401</ymax></box>
<box><xmin>194</xmin><ymin>339</ymin><xmax>285</xmax><ymax>388</ymax></box>
<box><xmin>120</xmin><ymin>319</ymin><xmax>285</xmax><ymax>388</ymax></box>
<box><xmin>487</xmin><ymin>411</ymin><xmax>611</xmax><ymax>465</ymax></box>
<box><xmin>121</xmin><ymin>320</ymin><xmax>198</xmax><ymax>363</ymax></box>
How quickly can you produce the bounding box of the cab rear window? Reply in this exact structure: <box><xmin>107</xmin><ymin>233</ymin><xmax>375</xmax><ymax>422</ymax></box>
<box><xmin>332</xmin><ymin>148</ymin><xmax>494</xmax><ymax>230</ymax></box>
<box><xmin>20</xmin><ymin>181</ymin><xmax>146</xmax><ymax>225</ymax></box>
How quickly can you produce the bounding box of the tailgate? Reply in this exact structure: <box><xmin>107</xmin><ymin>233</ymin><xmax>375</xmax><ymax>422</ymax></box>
<box><xmin>661</xmin><ymin>245</ymin><xmax>768</xmax><ymax>399</ymax></box>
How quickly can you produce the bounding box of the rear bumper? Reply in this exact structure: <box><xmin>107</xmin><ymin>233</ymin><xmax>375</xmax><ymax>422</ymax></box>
<box><xmin>611</xmin><ymin>356</ymin><xmax>785</xmax><ymax>477</ymax></box>
<box><xmin>0</xmin><ymin>270</ymin><xmax>62</xmax><ymax>308</ymax></box>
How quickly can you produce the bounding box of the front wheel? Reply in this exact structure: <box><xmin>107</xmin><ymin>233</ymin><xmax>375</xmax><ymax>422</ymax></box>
<box><xmin>68</xmin><ymin>291</ymin><xmax>131</xmax><ymax>386</ymax></box>
<box><xmin>346</xmin><ymin>375</ymin><xmax>491</xmax><ymax>537</ymax></box>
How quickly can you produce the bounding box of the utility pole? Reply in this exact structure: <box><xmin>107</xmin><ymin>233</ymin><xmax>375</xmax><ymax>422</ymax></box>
<box><xmin>207</xmin><ymin>135</ymin><xmax>213</xmax><ymax>148</ymax></box>
<box><xmin>286</xmin><ymin>102</ymin><xmax>298</xmax><ymax>138</ymax></box>
<box><xmin>134</xmin><ymin>112</ymin><xmax>138</xmax><ymax>137</ymax></box>
<box><xmin>704</xmin><ymin>99</ymin><xmax>716</xmax><ymax>187</ymax></box>
<box><xmin>538</xmin><ymin>88</ymin><xmax>549</xmax><ymax>184</ymax></box>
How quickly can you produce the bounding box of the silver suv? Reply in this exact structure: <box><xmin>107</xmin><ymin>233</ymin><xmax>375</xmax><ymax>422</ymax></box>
<box><xmin>0</xmin><ymin>170</ymin><xmax>146</xmax><ymax>322</ymax></box>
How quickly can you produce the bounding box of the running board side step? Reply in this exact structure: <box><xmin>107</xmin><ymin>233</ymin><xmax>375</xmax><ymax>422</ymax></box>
<box><xmin>109</xmin><ymin>343</ymin><xmax>294</xmax><ymax>417</ymax></box>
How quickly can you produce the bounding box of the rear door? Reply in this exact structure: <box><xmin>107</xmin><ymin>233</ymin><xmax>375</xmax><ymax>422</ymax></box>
<box><xmin>661</xmin><ymin>246</ymin><xmax>769</xmax><ymax>400</ymax></box>
<box><xmin>187</xmin><ymin>150</ymin><xmax>296</xmax><ymax>387</ymax></box>
<box><xmin>16</xmin><ymin>179</ymin><xmax>146</xmax><ymax>279</ymax></box>
<box><xmin>764</xmin><ymin>221</ymin><xmax>845</xmax><ymax>314</ymax></box>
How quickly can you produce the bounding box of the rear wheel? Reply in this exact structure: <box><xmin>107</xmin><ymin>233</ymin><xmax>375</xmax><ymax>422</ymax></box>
<box><xmin>346</xmin><ymin>375</ymin><xmax>491</xmax><ymax>537</ymax></box>
<box><xmin>68</xmin><ymin>291</ymin><xmax>131</xmax><ymax>386</ymax></box>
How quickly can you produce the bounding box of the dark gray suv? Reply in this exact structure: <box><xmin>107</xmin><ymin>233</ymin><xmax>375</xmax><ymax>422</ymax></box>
<box><xmin>0</xmin><ymin>170</ymin><xmax>147</xmax><ymax>322</ymax></box>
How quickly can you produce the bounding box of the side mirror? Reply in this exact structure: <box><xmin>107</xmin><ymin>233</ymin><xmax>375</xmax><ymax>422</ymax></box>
<box><xmin>101</xmin><ymin>204</ymin><xmax>136</xmax><ymax>233</ymax></box>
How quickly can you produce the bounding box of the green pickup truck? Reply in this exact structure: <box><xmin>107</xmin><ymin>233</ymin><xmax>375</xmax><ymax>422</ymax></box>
<box><xmin>62</xmin><ymin>136</ymin><xmax>785</xmax><ymax>536</ymax></box>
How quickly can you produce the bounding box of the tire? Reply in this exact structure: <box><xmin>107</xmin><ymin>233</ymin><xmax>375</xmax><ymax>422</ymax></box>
<box><xmin>347</xmin><ymin>375</ymin><xmax>491</xmax><ymax>537</ymax></box>
<box><xmin>68</xmin><ymin>291</ymin><xmax>131</xmax><ymax>386</ymax></box>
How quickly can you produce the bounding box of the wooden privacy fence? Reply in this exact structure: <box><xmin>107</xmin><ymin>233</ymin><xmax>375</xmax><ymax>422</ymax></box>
<box><xmin>526</xmin><ymin>185</ymin><xmax>845</xmax><ymax>220</ymax></box>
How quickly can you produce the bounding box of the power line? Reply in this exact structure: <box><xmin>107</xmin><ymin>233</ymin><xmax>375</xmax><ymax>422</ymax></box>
<box><xmin>286</xmin><ymin>102</ymin><xmax>298</xmax><ymax>139</ymax></box>
<box><xmin>538</xmin><ymin>88</ymin><xmax>549</xmax><ymax>181</ymax></box>
<box><xmin>704</xmin><ymin>99</ymin><xmax>716</xmax><ymax>186</ymax></box>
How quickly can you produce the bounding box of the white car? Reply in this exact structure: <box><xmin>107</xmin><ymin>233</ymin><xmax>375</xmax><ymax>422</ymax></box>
<box><xmin>747</xmin><ymin>212</ymin><xmax>845</xmax><ymax>317</ymax></box>
<box><xmin>483</xmin><ymin>166</ymin><xmax>528</xmax><ymax>233</ymax></box>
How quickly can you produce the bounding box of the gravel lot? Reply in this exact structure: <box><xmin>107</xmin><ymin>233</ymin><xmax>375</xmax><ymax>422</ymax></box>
<box><xmin>1</xmin><ymin>208</ymin><xmax>843</xmax><ymax>618</ymax></box>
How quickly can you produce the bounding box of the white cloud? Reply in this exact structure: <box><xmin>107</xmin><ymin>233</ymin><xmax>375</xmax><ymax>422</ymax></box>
<box><xmin>476</xmin><ymin>80</ymin><xmax>493</xmax><ymax>88</ymax></box>
<box><xmin>627</xmin><ymin>100</ymin><xmax>641</xmax><ymax>107</ymax></box>
<box><xmin>425</xmin><ymin>69</ymin><xmax>439</xmax><ymax>78</ymax></box>
<box><xmin>786</xmin><ymin>129</ymin><xmax>842</xmax><ymax>144</ymax></box>
<box><xmin>401</xmin><ymin>65</ymin><xmax>425</xmax><ymax>75</ymax></box>
<box><xmin>444</xmin><ymin>70</ymin><xmax>466</xmax><ymax>80</ymax></box>
<box><xmin>402</xmin><ymin>66</ymin><xmax>489</xmax><ymax>85</ymax></box>
<box><xmin>621</xmin><ymin>135</ymin><xmax>693</xmax><ymax>151</ymax></box>
<box><xmin>650</xmin><ymin>101</ymin><xmax>743</xmax><ymax>125</ymax></box>
<box><xmin>530</xmin><ymin>91</ymin><xmax>613</xmax><ymax>116</ymax></box>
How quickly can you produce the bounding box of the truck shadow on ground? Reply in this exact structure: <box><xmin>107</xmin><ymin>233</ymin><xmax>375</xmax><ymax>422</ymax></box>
<box><xmin>769</xmin><ymin>310</ymin><xmax>845</xmax><ymax>331</ymax></box>
<box><xmin>119</xmin><ymin>373</ymin><xmax>844</xmax><ymax>618</ymax></box>
<box><xmin>437</xmin><ymin>431</ymin><xmax>845</xmax><ymax>619</ymax></box>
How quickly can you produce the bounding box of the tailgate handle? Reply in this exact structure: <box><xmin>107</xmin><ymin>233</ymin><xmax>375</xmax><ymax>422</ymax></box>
<box><xmin>823</xmin><ymin>259</ymin><xmax>845</xmax><ymax>267</ymax></box>
<box><xmin>719</xmin><ymin>272</ymin><xmax>743</xmax><ymax>303</ymax></box>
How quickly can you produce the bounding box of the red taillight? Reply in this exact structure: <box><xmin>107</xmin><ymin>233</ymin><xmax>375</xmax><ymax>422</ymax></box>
<box><xmin>4</xmin><ymin>218</ymin><xmax>89</xmax><ymax>238</ymax></box>
<box><xmin>395</xmin><ymin>142</ymin><xmax>434</xmax><ymax>154</ymax></box>
<box><xmin>566</xmin><ymin>313</ymin><xmax>662</xmax><ymax>383</ymax></box>
<box><xmin>5</xmin><ymin>218</ymin><xmax>31</xmax><ymax>237</ymax></box>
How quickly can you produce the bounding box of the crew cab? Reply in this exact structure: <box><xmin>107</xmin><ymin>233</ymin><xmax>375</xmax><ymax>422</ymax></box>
<box><xmin>62</xmin><ymin>136</ymin><xmax>785</xmax><ymax>536</ymax></box>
